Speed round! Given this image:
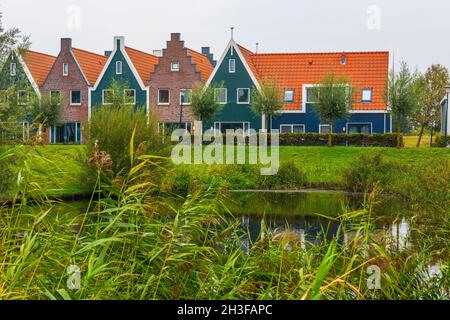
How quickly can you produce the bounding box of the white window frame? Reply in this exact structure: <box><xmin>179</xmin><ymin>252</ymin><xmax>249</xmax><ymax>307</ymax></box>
<box><xmin>17</xmin><ymin>90</ymin><xmax>29</xmax><ymax>105</ymax></box>
<box><xmin>158</xmin><ymin>89</ymin><xmax>170</xmax><ymax>105</ymax></box>
<box><xmin>280</xmin><ymin>124</ymin><xmax>305</xmax><ymax>133</ymax></box>
<box><xmin>237</xmin><ymin>88</ymin><xmax>250</xmax><ymax>104</ymax></box>
<box><xmin>346</xmin><ymin>122</ymin><xmax>373</xmax><ymax>134</ymax></box>
<box><xmin>124</xmin><ymin>89</ymin><xmax>136</xmax><ymax>105</ymax></box>
<box><xmin>63</xmin><ymin>63</ymin><xmax>69</xmax><ymax>76</ymax></box>
<box><xmin>70</xmin><ymin>90</ymin><xmax>81</xmax><ymax>106</ymax></box>
<box><xmin>229</xmin><ymin>59</ymin><xmax>236</xmax><ymax>73</ymax></box>
<box><xmin>159</xmin><ymin>122</ymin><xmax>192</xmax><ymax>135</ymax></box>
<box><xmin>116</xmin><ymin>61</ymin><xmax>123</xmax><ymax>75</ymax></box>
<box><xmin>171</xmin><ymin>62</ymin><xmax>180</xmax><ymax>72</ymax></box>
<box><xmin>284</xmin><ymin>89</ymin><xmax>295</xmax><ymax>103</ymax></box>
<box><xmin>214</xmin><ymin>88</ymin><xmax>227</xmax><ymax>104</ymax></box>
<box><xmin>179</xmin><ymin>89</ymin><xmax>192</xmax><ymax>105</ymax></box>
<box><xmin>361</xmin><ymin>88</ymin><xmax>373</xmax><ymax>103</ymax></box>
<box><xmin>10</xmin><ymin>62</ymin><xmax>16</xmax><ymax>76</ymax></box>
<box><xmin>102</xmin><ymin>89</ymin><xmax>113</xmax><ymax>105</ymax></box>
<box><xmin>319</xmin><ymin>124</ymin><xmax>331</xmax><ymax>134</ymax></box>
<box><xmin>213</xmin><ymin>121</ymin><xmax>250</xmax><ymax>135</ymax></box>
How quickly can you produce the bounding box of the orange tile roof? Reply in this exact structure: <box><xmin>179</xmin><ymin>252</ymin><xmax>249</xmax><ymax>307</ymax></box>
<box><xmin>72</xmin><ymin>48</ymin><xmax>108</xmax><ymax>85</ymax></box>
<box><xmin>187</xmin><ymin>49</ymin><xmax>213</xmax><ymax>81</ymax></box>
<box><xmin>237</xmin><ymin>44</ymin><xmax>389</xmax><ymax>111</ymax></box>
<box><xmin>125</xmin><ymin>47</ymin><xmax>158</xmax><ymax>84</ymax></box>
<box><xmin>21</xmin><ymin>50</ymin><xmax>56</xmax><ymax>86</ymax></box>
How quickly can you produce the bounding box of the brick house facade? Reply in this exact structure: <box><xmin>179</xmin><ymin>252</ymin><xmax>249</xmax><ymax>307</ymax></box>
<box><xmin>41</xmin><ymin>38</ymin><xmax>106</xmax><ymax>143</ymax></box>
<box><xmin>149</xmin><ymin>33</ymin><xmax>214</xmax><ymax>131</ymax></box>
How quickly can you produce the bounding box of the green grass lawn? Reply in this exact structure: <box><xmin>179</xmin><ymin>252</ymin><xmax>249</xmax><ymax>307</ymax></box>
<box><xmin>6</xmin><ymin>144</ymin><xmax>450</xmax><ymax>198</ymax></box>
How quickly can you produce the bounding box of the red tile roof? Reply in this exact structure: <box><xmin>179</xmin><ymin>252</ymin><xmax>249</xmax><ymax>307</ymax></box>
<box><xmin>125</xmin><ymin>47</ymin><xmax>158</xmax><ymax>84</ymax></box>
<box><xmin>187</xmin><ymin>49</ymin><xmax>214</xmax><ymax>81</ymax></box>
<box><xmin>237</xmin><ymin>44</ymin><xmax>389</xmax><ymax>111</ymax></box>
<box><xmin>21</xmin><ymin>50</ymin><xmax>56</xmax><ymax>86</ymax></box>
<box><xmin>72</xmin><ymin>48</ymin><xmax>108</xmax><ymax>85</ymax></box>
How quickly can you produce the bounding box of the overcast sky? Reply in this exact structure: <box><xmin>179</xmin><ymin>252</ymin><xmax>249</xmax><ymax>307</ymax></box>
<box><xmin>1</xmin><ymin>0</ymin><xmax>449</xmax><ymax>72</ymax></box>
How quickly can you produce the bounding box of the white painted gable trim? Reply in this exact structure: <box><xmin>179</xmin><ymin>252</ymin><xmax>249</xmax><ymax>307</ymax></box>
<box><xmin>205</xmin><ymin>39</ymin><xmax>260</xmax><ymax>90</ymax></box>
<box><xmin>92</xmin><ymin>36</ymin><xmax>148</xmax><ymax>92</ymax></box>
<box><xmin>15</xmin><ymin>51</ymin><xmax>41</xmax><ymax>98</ymax></box>
<box><xmin>69</xmin><ymin>49</ymin><xmax>90</xmax><ymax>86</ymax></box>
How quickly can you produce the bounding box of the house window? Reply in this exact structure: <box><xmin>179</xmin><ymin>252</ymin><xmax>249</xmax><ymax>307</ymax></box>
<box><xmin>10</xmin><ymin>62</ymin><xmax>16</xmax><ymax>76</ymax></box>
<box><xmin>305</xmin><ymin>87</ymin><xmax>317</xmax><ymax>103</ymax></box>
<box><xmin>341</xmin><ymin>55</ymin><xmax>347</xmax><ymax>65</ymax></box>
<box><xmin>214</xmin><ymin>88</ymin><xmax>227</xmax><ymax>104</ymax></box>
<box><xmin>348</xmin><ymin>123</ymin><xmax>372</xmax><ymax>134</ymax></box>
<box><xmin>319</xmin><ymin>124</ymin><xmax>330</xmax><ymax>134</ymax></box>
<box><xmin>158</xmin><ymin>89</ymin><xmax>170</xmax><ymax>105</ymax></box>
<box><xmin>102</xmin><ymin>90</ymin><xmax>113</xmax><ymax>105</ymax></box>
<box><xmin>160</xmin><ymin>122</ymin><xmax>192</xmax><ymax>135</ymax></box>
<box><xmin>116</xmin><ymin>61</ymin><xmax>123</xmax><ymax>75</ymax></box>
<box><xmin>280</xmin><ymin>124</ymin><xmax>305</xmax><ymax>133</ymax></box>
<box><xmin>284</xmin><ymin>89</ymin><xmax>294</xmax><ymax>103</ymax></box>
<box><xmin>237</xmin><ymin>88</ymin><xmax>250</xmax><ymax>104</ymax></box>
<box><xmin>229</xmin><ymin>59</ymin><xmax>235</xmax><ymax>73</ymax></box>
<box><xmin>180</xmin><ymin>89</ymin><xmax>192</xmax><ymax>105</ymax></box>
<box><xmin>361</xmin><ymin>88</ymin><xmax>373</xmax><ymax>103</ymax></box>
<box><xmin>124</xmin><ymin>89</ymin><xmax>136</xmax><ymax>104</ymax></box>
<box><xmin>70</xmin><ymin>90</ymin><xmax>81</xmax><ymax>105</ymax></box>
<box><xmin>17</xmin><ymin>91</ymin><xmax>29</xmax><ymax>105</ymax></box>
<box><xmin>63</xmin><ymin>63</ymin><xmax>69</xmax><ymax>76</ymax></box>
<box><xmin>171</xmin><ymin>62</ymin><xmax>180</xmax><ymax>72</ymax></box>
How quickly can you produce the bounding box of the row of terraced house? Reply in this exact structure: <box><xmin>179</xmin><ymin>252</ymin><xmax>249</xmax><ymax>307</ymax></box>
<box><xmin>0</xmin><ymin>32</ymin><xmax>391</xmax><ymax>144</ymax></box>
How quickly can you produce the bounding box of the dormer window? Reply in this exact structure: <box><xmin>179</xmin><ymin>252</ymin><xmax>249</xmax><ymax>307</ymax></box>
<box><xmin>63</xmin><ymin>63</ymin><xmax>69</xmax><ymax>76</ymax></box>
<box><xmin>116</xmin><ymin>61</ymin><xmax>123</xmax><ymax>75</ymax></box>
<box><xmin>341</xmin><ymin>55</ymin><xmax>347</xmax><ymax>65</ymax></box>
<box><xmin>229</xmin><ymin>59</ymin><xmax>236</xmax><ymax>73</ymax></box>
<box><xmin>284</xmin><ymin>89</ymin><xmax>294</xmax><ymax>103</ymax></box>
<box><xmin>171</xmin><ymin>62</ymin><xmax>180</xmax><ymax>72</ymax></box>
<box><xmin>10</xmin><ymin>62</ymin><xmax>16</xmax><ymax>76</ymax></box>
<box><xmin>361</xmin><ymin>88</ymin><xmax>373</xmax><ymax>103</ymax></box>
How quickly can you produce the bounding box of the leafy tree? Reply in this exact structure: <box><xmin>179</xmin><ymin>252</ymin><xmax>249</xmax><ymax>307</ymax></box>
<box><xmin>251</xmin><ymin>78</ymin><xmax>284</xmax><ymax>131</ymax></box>
<box><xmin>411</xmin><ymin>65</ymin><xmax>449</xmax><ymax>147</ymax></box>
<box><xmin>383</xmin><ymin>62</ymin><xmax>419</xmax><ymax>148</ymax></box>
<box><xmin>191</xmin><ymin>82</ymin><xmax>223</xmax><ymax>124</ymax></box>
<box><xmin>101</xmin><ymin>79</ymin><xmax>133</xmax><ymax>109</ymax></box>
<box><xmin>0</xmin><ymin>11</ymin><xmax>31</xmax><ymax>66</ymax></box>
<box><xmin>311</xmin><ymin>73</ymin><xmax>353</xmax><ymax>146</ymax></box>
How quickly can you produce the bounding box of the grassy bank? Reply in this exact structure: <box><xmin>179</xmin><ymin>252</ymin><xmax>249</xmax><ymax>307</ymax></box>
<box><xmin>4</xmin><ymin>145</ymin><xmax>449</xmax><ymax>200</ymax></box>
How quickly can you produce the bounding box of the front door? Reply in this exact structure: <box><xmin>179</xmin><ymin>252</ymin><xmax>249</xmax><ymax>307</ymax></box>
<box><xmin>51</xmin><ymin>123</ymin><xmax>81</xmax><ymax>144</ymax></box>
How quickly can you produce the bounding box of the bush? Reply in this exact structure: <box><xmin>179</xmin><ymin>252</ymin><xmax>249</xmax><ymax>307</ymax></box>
<box><xmin>165</xmin><ymin>166</ymin><xmax>193</xmax><ymax>196</ymax></box>
<box><xmin>275</xmin><ymin>133</ymin><xmax>401</xmax><ymax>147</ymax></box>
<box><xmin>262</xmin><ymin>159</ymin><xmax>307</xmax><ymax>189</ymax></box>
<box><xmin>433</xmin><ymin>135</ymin><xmax>450</xmax><ymax>148</ymax></box>
<box><xmin>343</xmin><ymin>153</ymin><xmax>401</xmax><ymax>193</ymax></box>
<box><xmin>84</xmin><ymin>106</ymin><xmax>168</xmax><ymax>177</ymax></box>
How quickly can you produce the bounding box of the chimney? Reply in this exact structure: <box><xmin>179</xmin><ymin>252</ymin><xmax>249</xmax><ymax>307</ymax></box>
<box><xmin>152</xmin><ymin>50</ymin><xmax>163</xmax><ymax>57</ymax></box>
<box><xmin>201</xmin><ymin>47</ymin><xmax>216</xmax><ymax>67</ymax></box>
<box><xmin>114</xmin><ymin>36</ymin><xmax>125</xmax><ymax>51</ymax></box>
<box><xmin>104</xmin><ymin>51</ymin><xmax>112</xmax><ymax>57</ymax></box>
<box><xmin>170</xmin><ymin>33</ymin><xmax>181</xmax><ymax>42</ymax></box>
<box><xmin>61</xmin><ymin>38</ymin><xmax>72</xmax><ymax>51</ymax></box>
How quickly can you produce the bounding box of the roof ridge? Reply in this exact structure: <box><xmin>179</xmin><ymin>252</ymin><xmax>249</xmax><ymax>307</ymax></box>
<box><xmin>125</xmin><ymin>46</ymin><xmax>157</xmax><ymax>58</ymax></box>
<box><xmin>253</xmin><ymin>51</ymin><xmax>389</xmax><ymax>56</ymax></box>
<box><xmin>72</xmin><ymin>47</ymin><xmax>107</xmax><ymax>59</ymax></box>
<box><xmin>23</xmin><ymin>49</ymin><xmax>56</xmax><ymax>59</ymax></box>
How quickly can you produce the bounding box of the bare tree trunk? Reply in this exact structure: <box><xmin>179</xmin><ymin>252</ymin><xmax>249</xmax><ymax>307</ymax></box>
<box><xmin>396</xmin><ymin>115</ymin><xmax>401</xmax><ymax>148</ymax></box>
<box><xmin>416</xmin><ymin>124</ymin><xmax>425</xmax><ymax>148</ymax></box>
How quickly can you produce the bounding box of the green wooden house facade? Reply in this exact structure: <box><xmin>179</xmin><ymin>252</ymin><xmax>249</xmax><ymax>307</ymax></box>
<box><xmin>89</xmin><ymin>37</ymin><xmax>153</xmax><ymax>116</ymax></box>
<box><xmin>204</xmin><ymin>40</ymin><xmax>262</xmax><ymax>133</ymax></box>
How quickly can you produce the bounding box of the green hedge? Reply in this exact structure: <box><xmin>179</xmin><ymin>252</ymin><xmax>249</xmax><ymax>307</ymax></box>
<box><xmin>275</xmin><ymin>133</ymin><xmax>401</xmax><ymax>147</ymax></box>
<box><xmin>173</xmin><ymin>132</ymin><xmax>402</xmax><ymax>147</ymax></box>
<box><xmin>433</xmin><ymin>135</ymin><xmax>450</xmax><ymax>148</ymax></box>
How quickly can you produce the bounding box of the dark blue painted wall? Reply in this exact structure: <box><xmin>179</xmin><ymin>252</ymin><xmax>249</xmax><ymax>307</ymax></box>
<box><xmin>271</xmin><ymin>103</ymin><xmax>390</xmax><ymax>134</ymax></box>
